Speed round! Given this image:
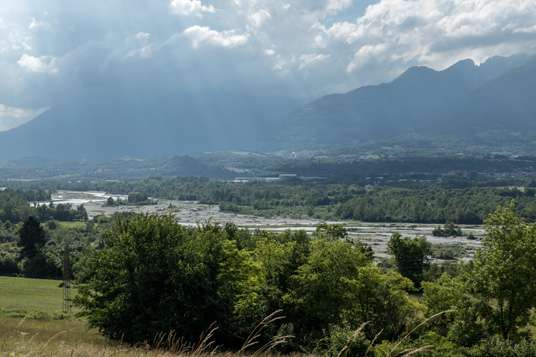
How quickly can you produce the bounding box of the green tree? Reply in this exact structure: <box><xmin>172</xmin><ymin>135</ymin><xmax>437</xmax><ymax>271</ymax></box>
<box><xmin>279</xmin><ymin>238</ymin><xmax>417</xmax><ymax>349</ymax></box>
<box><xmin>344</xmin><ymin>266</ymin><xmax>417</xmax><ymax>340</ymax></box>
<box><xmin>282</xmin><ymin>239</ymin><xmax>370</xmax><ymax>346</ymax></box>
<box><xmin>421</xmin><ymin>273</ymin><xmax>467</xmax><ymax>336</ymax></box>
<box><xmin>74</xmin><ymin>214</ymin><xmax>258</xmax><ymax>346</ymax></box>
<box><xmin>254</xmin><ymin>232</ymin><xmax>311</xmax><ymax>320</ymax></box>
<box><xmin>387</xmin><ymin>233</ymin><xmax>432</xmax><ymax>288</ymax></box>
<box><xmin>468</xmin><ymin>201</ymin><xmax>536</xmax><ymax>340</ymax></box>
<box><xmin>312</xmin><ymin>223</ymin><xmax>348</xmax><ymax>242</ymax></box>
<box><xmin>17</xmin><ymin>216</ymin><xmax>46</xmax><ymax>260</ymax></box>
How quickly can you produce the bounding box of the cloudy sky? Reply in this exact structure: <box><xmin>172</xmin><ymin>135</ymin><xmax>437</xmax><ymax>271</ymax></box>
<box><xmin>1</xmin><ymin>0</ymin><xmax>535</xmax><ymax>130</ymax></box>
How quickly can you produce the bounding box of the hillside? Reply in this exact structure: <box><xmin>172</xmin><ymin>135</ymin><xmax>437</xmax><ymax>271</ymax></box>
<box><xmin>409</xmin><ymin>55</ymin><xmax>536</xmax><ymax>150</ymax></box>
<box><xmin>275</xmin><ymin>54</ymin><xmax>530</xmax><ymax>152</ymax></box>
<box><xmin>0</xmin><ymin>53</ymin><xmax>534</xmax><ymax>161</ymax></box>
<box><xmin>0</xmin><ymin>91</ymin><xmax>302</xmax><ymax>161</ymax></box>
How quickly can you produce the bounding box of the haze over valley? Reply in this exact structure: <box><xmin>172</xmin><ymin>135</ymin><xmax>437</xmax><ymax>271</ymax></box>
<box><xmin>0</xmin><ymin>53</ymin><xmax>535</xmax><ymax>161</ymax></box>
<box><xmin>3</xmin><ymin>2</ymin><xmax>536</xmax><ymax>355</ymax></box>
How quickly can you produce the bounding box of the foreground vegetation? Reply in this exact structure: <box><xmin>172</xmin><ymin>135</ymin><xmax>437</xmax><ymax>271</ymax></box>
<box><xmin>68</xmin><ymin>202</ymin><xmax>536</xmax><ymax>355</ymax></box>
<box><xmin>3</xmin><ymin>162</ymin><xmax>536</xmax><ymax>355</ymax></box>
<box><xmin>3</xmin><ymin>202</ymin><xmax>536</xmax><ymax>355</ymax></box>
<box><xmin>0</xmin><ymin>277</ymin><xmax>426</xmax><ymax>356</ymax></box>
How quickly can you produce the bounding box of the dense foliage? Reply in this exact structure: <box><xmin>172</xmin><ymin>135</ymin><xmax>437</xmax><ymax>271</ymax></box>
<box><xmin>0</xmin><ymin>189</ymin><xmax>93</xmax><ymax>278</ymax></box>
<box><xmin>74</xmin><ymin>215</ymin><xmax>417</xmax><ymax>352</ymax></box>
<box><xmin>0</xmin><ymin>189</ymin><xmax>87</xmax><ymax>223</ymax></box>
<box><xmin>5</xmin><ymin>171</ymin><xmax>536</xmax><ymax>353</ymax></box>
<box><xmin>72</xmin><ymin>203</ymin><xmax>536</xmax><ymax>354</ymax></box>
<box><xmin>0</xmin><ymin>219</ymin><xmax>105</xmax><ymax>279</ymax></box>
<box><xmin>387</xmin><ymin>233</ymin><xmax>432</xmax><ymax>288</ymax></box>
<box><xmin>18</xmin><ymin>176</ymin><xmax>536</xmax><ymax>224</ymax></box>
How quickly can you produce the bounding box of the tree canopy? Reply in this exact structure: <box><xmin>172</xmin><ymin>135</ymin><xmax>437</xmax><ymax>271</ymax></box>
<box><xmin>17</xmin><ymin>216</ymin><xmax>47</xmax><ymax>260</ymax></box>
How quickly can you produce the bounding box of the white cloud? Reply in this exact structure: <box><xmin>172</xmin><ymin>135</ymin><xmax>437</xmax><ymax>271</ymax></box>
<box><xmin>298</xmin><ymin>54</ymin><xmax>330</xmax><ymax>70</ymax></box>
<box><xmin>325</xmin><ymin>0</ymin><xmax>536</xmax><ymax>74</ymax></box>
<box><xmin>248</xmin><ymin>9</ymin><xmax>271</xmax><ymax>28</ymax></box>
<box><xmin>326</xmin><ymin>0</ymin><xmax>353</xmax><ymax>13</ymax></box>
<box><xmin>28</xmin><ymin>17</ymin><xmax>50</xmax><ymax>30</ymax></box>
<box><xmin>17</xmin><ymin>54</ymin><xmax>58</xmax><ymax>73</ymax></box>
<box><xmin>0</xmin><ymin>104</ymin><xmax>48</xmax><ymax>131</ymax></box>
<box><xmin>7</xmin><ymin>28</ymin><xmax>32</xmax><ymax>51</ymax></box>
<box><xmin>183</xmin><ymin>26</ymin><xmax>248</xmax><ymax>48</ymax></box>
<box><xmin>124</xmin><ymin>32</ymin><xmax>152</xmax><ymax>57</ymax></box>
<box><xmin>127</xmin><ymin>46</ymin><xmax>152</xmax><ymax>58</ymax></box>
<box><xmin>135</xmin><ymin>32</ymin><xmax>151</xmax><ymax>41</ymax></box>
<box><xmin>313</xmin><ymin>34</ymin><xmax>327</xmax><ymax>48</ymax></box>
<box><xmin>170</xmin><ymin>0</ymin><xmax>215</xmax><ymax>16</ymax></box>
<box><xmin>513</xmin><ymin>25</ymin><xmax>536</xmax><ymax>34</ymax></box>
<box><xmin>347</xmin><ymin>43</ymin><xmax>388</xmax><ymax>72</ymax></box>
<box><xmin>2</xmin><ymin>0</ymin><xmax>536</xmax><ymax>107</ymax></box>
<box><xmin>298</xmin><ymin>53</ymin><xmax>330</xmax><ymax>70</ymax></box>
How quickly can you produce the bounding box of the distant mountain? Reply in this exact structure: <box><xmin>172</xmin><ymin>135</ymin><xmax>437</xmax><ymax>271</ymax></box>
<box><xmin>0</xmin><ymin>155</ymin><xmax>236</xmax><ymax>181</ymax></box>
<box><xmin>410</xmin><ymin>55</ymin><xmax>536</xmax><ymax>147</ymax></box>
<box><xmin>0</xmin><ymin>90</ymin><xmax>303</xmax><ymax>161</ymax></box>
<box><xmin>275</xmin><ymin>54</ymin><xmax>529</xmax><ymax>151</ymax></box>
<box><xmin>1</xmin><ymin>53</ymin><xmax>534</xmax><ymax>162</ymax></box>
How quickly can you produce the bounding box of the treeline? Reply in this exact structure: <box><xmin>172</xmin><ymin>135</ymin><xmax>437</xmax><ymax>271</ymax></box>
<box><xmin>331</xmin><ymin>187</ymin><xmax>536</xmax><ymax>223</ymax></box>
<box><xmin>42</xmin><ymin>177</ymin><xmax>536</xmax><ymax>224</ymax></box>
<box><xmin>73</xmin><ymin>204</ymin><xmax>536</xmax><ymax>355</ymax></box>
<box><xmin>0</xmin><ymin>189</ymin><xmax>87</xmax><ymax>223</ymax></box>
<box><xmin>0</xmin><ymin>216</ymin><xmax>104</xmax><ymax>279</ymax></box>
<box><xmin>7</xmin><ymin>177</ymin><xmax>536</xmax><ymax>224</ymax></box>
<box><xmin>73</xmin><ymin>215</ymin><xmax>425</xmax><ymax>353</ymax></box>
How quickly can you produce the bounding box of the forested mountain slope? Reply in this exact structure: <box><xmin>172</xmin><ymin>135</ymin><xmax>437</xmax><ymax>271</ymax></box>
<box><xmin>275</xmin><ymin>54</ymin><xmax>530</xmax><ymax>151</ymax></box>
<box><xmin>0</xmin><ymin>91</ymin><xmax>302</xmax><ymax>161</ymax></box>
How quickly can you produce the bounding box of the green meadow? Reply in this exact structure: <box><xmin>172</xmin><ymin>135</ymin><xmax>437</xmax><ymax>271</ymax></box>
<box><xmin>0</xmin><ymin>276</ymin><xmax>66</xmax><ymax>319</ymax></box>
<box><xmin>0</xmin><ymin>277</ymin><xmax>113</xmax><ymax>356</ymax></box>
<box><xmin>0</xmin><ymin>277</ymin><xmax>235</xmax><ymax>356</ymax></box>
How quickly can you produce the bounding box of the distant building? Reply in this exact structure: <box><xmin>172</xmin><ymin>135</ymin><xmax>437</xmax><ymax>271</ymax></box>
<box><xmin>278</xmin><ymin>174</ymin><xmax>298</xmax><ymax>181</ymax></box>
<box><xmin>233</xmin><ymin>177</ymin><xmax>277</xmax><ymax>183</ymax></box>
<box><xmin>233</xmin><ymin>174</ymin><xmax>324</xmax><ymax>183</ymax></box>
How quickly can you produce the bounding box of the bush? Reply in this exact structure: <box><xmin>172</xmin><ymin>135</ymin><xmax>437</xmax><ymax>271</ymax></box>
<box><xmin>0</xmin><ymin>253</ymin><xmax>19</xmax><ymax>276</ymax></box>
<box><xmin>74</xmin><ymin>214</ymin><xmax>258</xmax><ymax>347</ymax></box>
<box><xmin>466</xmin><ymin>335</ymin><xmax>536</xmax><ymax>356</ymax></box>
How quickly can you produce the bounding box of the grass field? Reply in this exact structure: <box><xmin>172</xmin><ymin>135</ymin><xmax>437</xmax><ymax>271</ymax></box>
<box><xmin>0</xmin><ymin>276</ymin><xmax>427</xmax><ymax>356</ymax></box>
<box><xmin>57</xmin><ymin>221</ymin><xmax>88</xmax><ymax>229</ymax></box>
<box><xmin>0</xmin><ymin>276</ymin><xmax>220</xmax><ymax>356</ymax></box>
<box><xmin>0</xmin><ymin>276</ymin><xmax>112</xmax><ymax>356</ymax></box>
<box><xmin>0</xmin><ymin>276</ymin><xmax>66</xmax><ymax>318</ymax></box>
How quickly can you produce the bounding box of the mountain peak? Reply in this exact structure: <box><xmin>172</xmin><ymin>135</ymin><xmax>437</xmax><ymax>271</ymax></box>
<box><xmin>451</xmin><ymin>58</ymin><xmax>476</xmax><ymax>68</ymax></box>
<box><xmin>443</xmin><ymin>59</ymin><xmax>477</xmax><ymax>76</ymax></box>
<box><xmin>276</xmin><ymin>52</ymin><xmax>532</xmax><ymax>152</ymax></box>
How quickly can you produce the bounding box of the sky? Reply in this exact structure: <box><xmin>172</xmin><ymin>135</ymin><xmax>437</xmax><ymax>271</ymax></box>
<box><xmin>1</xmin><ymin>0</ymin><xmax>536</xmax><ymax>131</ymax></box>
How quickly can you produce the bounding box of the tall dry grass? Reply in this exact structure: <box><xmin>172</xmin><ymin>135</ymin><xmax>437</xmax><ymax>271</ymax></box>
<box><xmin>0</xmin><ymin>310</ymin><xmax>454</xmax><ymax>356</ymax></box>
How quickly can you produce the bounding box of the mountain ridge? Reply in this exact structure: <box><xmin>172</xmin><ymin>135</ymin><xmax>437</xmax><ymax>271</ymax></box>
<box><xmin>275</xmin><ymin>53</ymin><xmax>532</xmax><ymax>152</ymax></box>
<box><xmin>0</xmin><ymin>90</ymin><xmax>304</xmax><ymax>161</ymax></box>
<box><xmin>0</xmin><ymin>53</ymin><xmax>533</xmax><ymax>162</ymax></box>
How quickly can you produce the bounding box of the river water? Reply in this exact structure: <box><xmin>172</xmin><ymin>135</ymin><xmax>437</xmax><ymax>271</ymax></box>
<box><xmin>51</xmin><ymin>190</ymin><xmax>483</xmax><ymax>258</ymax></box>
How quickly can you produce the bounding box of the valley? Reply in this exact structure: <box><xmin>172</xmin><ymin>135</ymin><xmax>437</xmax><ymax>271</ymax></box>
<box><xmin>53</xmin><ymin>189</ymin><xmax>482</xmax><ymax>260</ymax></box>
<box><xmin>1</xmin><ymin>51</ymin><xmax>535</xmax><ymax>355</ymax></box>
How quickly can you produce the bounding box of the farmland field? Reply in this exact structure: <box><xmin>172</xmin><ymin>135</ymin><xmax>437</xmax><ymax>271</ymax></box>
<box><xmin>0</xmin><ymin>276</ymin><xmax>131</xmax><ymax>356</ymax></box>
<box><xmin>0</xmin><ymin>276</ymin><xmax>66</xmax><ymax>319</ymax></box>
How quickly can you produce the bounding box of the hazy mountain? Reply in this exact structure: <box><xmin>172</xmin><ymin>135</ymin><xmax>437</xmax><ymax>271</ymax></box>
<box><xmin>412</xmin><ymin>55</ymin><xmax>536</xmax><ymax>146</ymax></box>
<box><xmin>275</xmin><ymin>54</ymin><xmax>529</xmax><ymax>151</ymax></box>
<box><xmin>0</xmin><ymin>90</ymin><xmax>303</xmax><ymax>161</ymax></box>
<box><xmin>0</xmin><ymin>53</ymin><xmax>533</xmax><ymax>162</ymax></box>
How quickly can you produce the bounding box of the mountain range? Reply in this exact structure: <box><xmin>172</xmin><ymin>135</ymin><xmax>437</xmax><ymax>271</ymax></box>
<box><xmin>275</xmin><ymin>53</ymin><xmax>533</xmax><ymax>153</ymax></box>
<box><xmin>0</xmin><ymin>53</ymin><xmax>535</xmax><ymax>162</ymax></box>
